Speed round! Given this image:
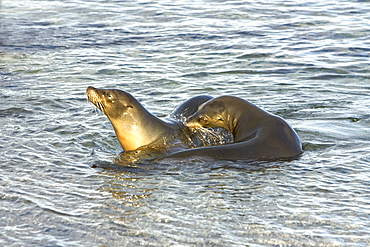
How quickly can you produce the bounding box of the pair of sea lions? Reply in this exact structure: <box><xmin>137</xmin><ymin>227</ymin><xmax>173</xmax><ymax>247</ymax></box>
<box><xmin>86</xmin><ymin>87</ymin><xmax>302</xmax><ymax>161</ymax></box>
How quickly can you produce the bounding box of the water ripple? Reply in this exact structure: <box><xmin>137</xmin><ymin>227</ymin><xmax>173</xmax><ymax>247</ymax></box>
<box><xmin>1</xmin><ymin>0</ymin><xmax>370</xmax><ymax>246</ymax></box>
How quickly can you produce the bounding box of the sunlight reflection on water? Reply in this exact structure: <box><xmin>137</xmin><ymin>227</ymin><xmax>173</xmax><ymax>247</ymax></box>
<box><xmin>1</xmin><ymin>0</ymin><xmax>370</xmax><ymax>246</ymax></box>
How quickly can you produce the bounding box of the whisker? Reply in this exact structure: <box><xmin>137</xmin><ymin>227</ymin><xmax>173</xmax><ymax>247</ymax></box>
<box><xmin>86</xmin><ymin>91</ymin><xmax>109</xmax><ymax>117</ymax></box>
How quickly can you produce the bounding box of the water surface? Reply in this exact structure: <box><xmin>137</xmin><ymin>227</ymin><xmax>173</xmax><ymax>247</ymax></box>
<box><xmin>1</xmin><ymin>0</ymin><xmax>370</xmax><ymax>246</ymax></box>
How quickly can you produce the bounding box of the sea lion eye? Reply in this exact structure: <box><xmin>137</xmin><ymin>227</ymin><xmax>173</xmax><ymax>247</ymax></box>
<box><xmin>107</xmin><ymin>94</ymin><xmax>115</xmax><ymax>103</ymax></box>
<box><xmin>199</xmin><ymin>116</ymin><xmax>208</xmax><ymax>124</ymax></box>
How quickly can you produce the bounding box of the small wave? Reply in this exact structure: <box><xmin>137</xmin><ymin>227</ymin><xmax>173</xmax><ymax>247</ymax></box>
<box><xmin>302</xmin><ymin>142</ymin><xmax>336</xmax><ymax>151</ymax></box>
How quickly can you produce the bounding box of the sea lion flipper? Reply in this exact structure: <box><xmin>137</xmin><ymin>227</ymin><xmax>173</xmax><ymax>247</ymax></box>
<box><xmin>164</xmin><ymin>139</ymin><xmax>263</xmax><ymax>161</ymax></box>
<box><xmin>169</xmin><ymin>95</ymin><xmax>213</xmax><ymax>121</ymax></box>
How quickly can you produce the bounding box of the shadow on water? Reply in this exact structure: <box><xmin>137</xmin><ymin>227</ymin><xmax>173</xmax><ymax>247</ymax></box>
<box><xmin>91</xmin><ymin>152</ymin><xmax>300</xmax><ymax>175</ymax></box>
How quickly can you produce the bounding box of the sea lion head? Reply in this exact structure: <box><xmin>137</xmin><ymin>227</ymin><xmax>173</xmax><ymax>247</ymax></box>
<box><xmin>86</xmin><ymin>86</ymin><xmax>155</xmax><ymax>151</ymax></box>
<box><xmin>86</xmin><ymin>86</ymin><xmax>136</xmax><ymax>120</ymax></box>
<box><xmin>186</xmin><ymin>97</ymin><xmax>227</xmax><ymax>129</ymax></box>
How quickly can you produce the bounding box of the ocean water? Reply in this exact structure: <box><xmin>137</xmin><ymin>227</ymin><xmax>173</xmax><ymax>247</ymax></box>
<box><xmin>1</xmin><ymin>0</ymin><xmax>370</xmax><ymax>246</ymax></box>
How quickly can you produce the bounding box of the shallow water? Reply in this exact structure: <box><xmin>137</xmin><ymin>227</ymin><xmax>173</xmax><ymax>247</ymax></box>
<box><xmin>1</xmin><ymin>0</ymin><xmax>370</xmax><ymax>246</ymax></box>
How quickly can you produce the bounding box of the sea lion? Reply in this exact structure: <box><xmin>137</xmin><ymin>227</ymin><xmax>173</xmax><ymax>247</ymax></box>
<box><xmin>165</xmin><ymin>96</ymin><xmax>303</xmax><ymax>161</ymax></box>
<box><xmin>170</xmin><ymin>95</ymin><xmax>213</xmax><ymax>121</ymax></box>
<box><xmin>86</xmin><ymin>86</ymin><xmax>214</xmax><ymax>152</ymax></box>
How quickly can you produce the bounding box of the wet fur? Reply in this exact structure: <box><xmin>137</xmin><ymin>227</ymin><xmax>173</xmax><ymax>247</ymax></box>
<box><xmin>166</xmin><ymin>96</ymin><xmax>303</xmax><ymax>161</ymax></box>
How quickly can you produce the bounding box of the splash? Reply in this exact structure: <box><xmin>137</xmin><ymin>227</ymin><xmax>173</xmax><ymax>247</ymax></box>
<box><xmin>186</xmin><ymin>126</ymin><xmax>234</xmax><ymax>147</ymax></box>
<box><xmin>174</xmin><ymin>112</ymin><xmax>234</xmax><ymax>148</ymax></box>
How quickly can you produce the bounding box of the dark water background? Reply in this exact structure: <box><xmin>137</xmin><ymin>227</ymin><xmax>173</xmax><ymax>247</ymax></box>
<box><xmin>1</xmin><ymin>0</ymin><xmax>370</xmax><ymax>246</ymax></box>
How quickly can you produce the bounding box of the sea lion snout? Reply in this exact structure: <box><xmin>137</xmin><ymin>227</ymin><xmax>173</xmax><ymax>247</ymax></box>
<box><xmin>86</xmin><ymin>86</ymin><xmax>99</xmax><ymax>98</ymax></box>
<box><xmin>186</xmin><ymin>114</ymin><xmax>208</xmax><ymax>128</ymax></box>
<box><xmin>86</xmin><ymin>86</ymin><xmax>95</xmax><ymax>96</ymax></box>
<box><xmin>186</xmin><ymin>121</ymin><xmax>203</xmax><ymax>129</ymax></box>
<box><xmin>86</xmin><ymin>87</ymin><xmax>99</xmax><ymax>104</ymax></box>
<box><xmin>86</xmin><ymin>86</ymin><xmax>95</xmax><ymax>92</ymax></box>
